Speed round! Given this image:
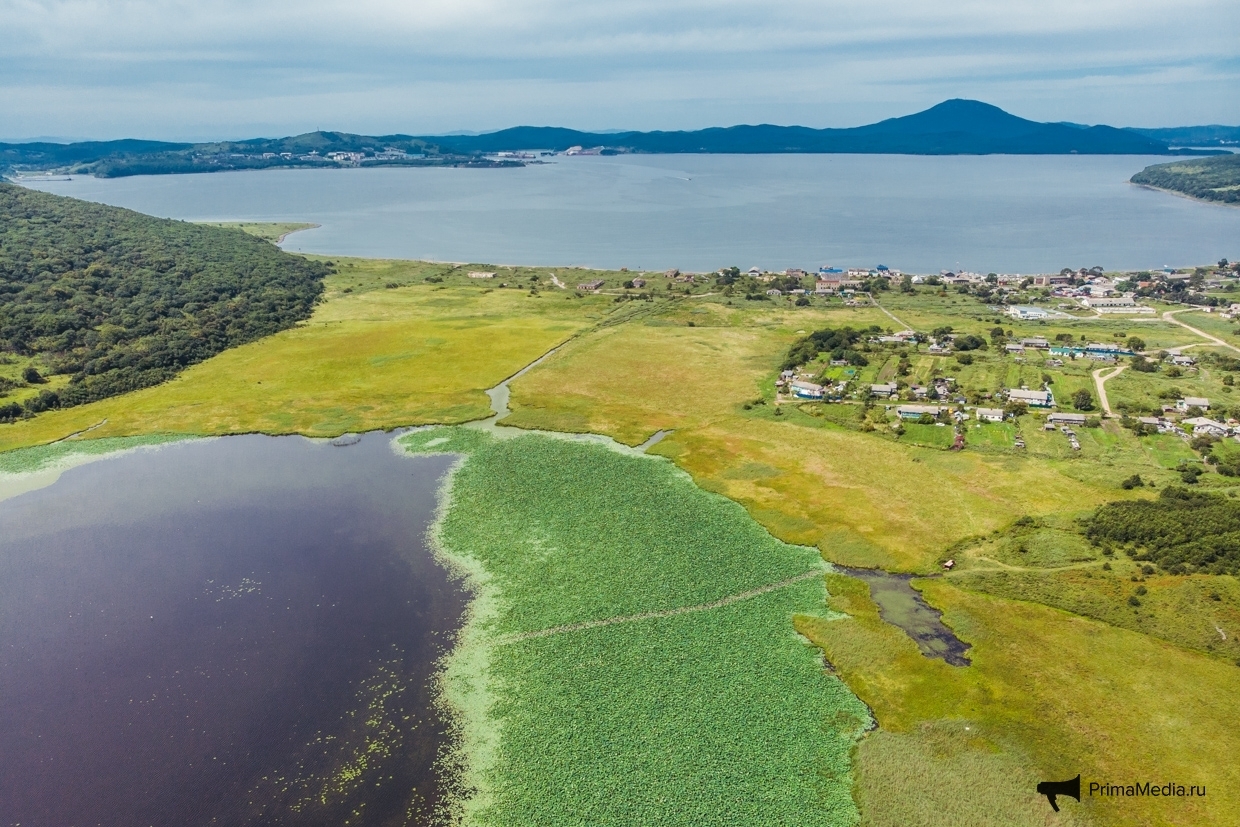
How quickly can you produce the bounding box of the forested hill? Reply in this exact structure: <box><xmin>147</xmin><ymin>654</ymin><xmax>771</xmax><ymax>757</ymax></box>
<box><xmin>0</xmin><ymin>185</ymin><xmax>328</xmax><ymax>420</ymax></box>
<box><xmin>431</xmin><ymin>100</ymin><xmax>1185</xmax><ymax>156</ymax></box>
<box><xmin>1130</xmin><ymin>155</ymin><xmax>1240</xmax><ymax>205</ymax></box>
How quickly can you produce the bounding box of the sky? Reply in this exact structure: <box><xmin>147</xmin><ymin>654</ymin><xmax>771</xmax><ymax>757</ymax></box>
<box><xmin>2</xmin><ymin>0</ymin><xmax>1238</xmax><ymax>141</ymax></box>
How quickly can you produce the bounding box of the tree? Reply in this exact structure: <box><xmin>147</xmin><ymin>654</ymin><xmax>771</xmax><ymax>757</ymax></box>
<box><xmin>1221</xmin><ymin>259</ymin><xmax>1230</xmax><ymax>269</ymax></box>
<box><xmin>1127</xmin><ymin>336</ymin><xmax>1146</xmax><ymax>352</ymax></box>
<box><xmin>1072</xmin><ymin>389</ymin><xmax>1096</xmax><ymax>411</ymax></box>
<box><xmin>21</xmin><ymin>366</ymin><xmax>44</xmax><ymax>384</ymax></box>
<box><xmin>1005</xmin><ymin>400</ymin><xmax>1028</xmax><ymax>418</ymax></box>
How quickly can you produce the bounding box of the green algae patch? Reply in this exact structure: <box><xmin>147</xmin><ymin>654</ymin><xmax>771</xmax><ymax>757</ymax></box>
<box><xmin>404</xmin><ymin>428</ymin><xmax>871</xmax><ymax>826</ymax></box>
<box><xmin>0</xmin><ymin>433</ymin><xmax>190</xmax><ymax>476</ymax></box>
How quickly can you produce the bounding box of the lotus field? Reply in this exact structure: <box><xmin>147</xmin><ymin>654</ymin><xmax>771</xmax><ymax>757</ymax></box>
<box><xmin>401</xmin><ymin>428</ymin><xmax>871</xmax><ymax>826</ymax></box>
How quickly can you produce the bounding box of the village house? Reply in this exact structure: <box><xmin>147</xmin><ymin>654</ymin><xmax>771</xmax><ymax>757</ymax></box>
<box><xmin>468</xmin><ymin>271</ymin><xmax>496</xmax><ymax>279</ymax></box>
<box><xmin>975</xmin><ymin>408</ymin><xmax>1005</xmax><ymax>422</ymax></box>
<box><xmin>896</xmin><ymin>404</ymin><xmax>948</xmax><ymax>420</ymax></box>
<box><xmin>870</xmin><ymin>383</ymin><xmax>898</xmax><ymax>398</ymax></box>
<box><xmin>630</xmin><ymin>277</ymin><xmax>647</xmax><ymax>288</ymax></box>
<box><xmin>1005</xmin><ymin>343</ymin><xmax>1025</xmax><ymax>354</ymax></box>
<box><xmin>1176</xmin><ymin>397</ymin><xmax>1210</xmax><ymax>412</ymax></box>
<box><xmin>1007</xmin><ymin>388</ymin><xmax>1054</xmax><ymax>408</ymax></box>
<box><xmin>578</xmin><ymin>279</ymin><xmax>606</xmax><ymax>291</ymax></box>
<box><xmin>1182</xmin><ymin>416</ymin><xmax>1229</xmax><ymax>437</ymax></box>
<box><xmin>1020</xmin><ymin>337</ymin><xmax>1051</xmax><ymax>349</ymax></box>
<box><xmin>790</xmin><ymin>380</ymin><xmax>825</xmax><ymax>400</ymax></box>
<box><xmin>1006</xmin><ymin>305</ymin><xmax>1050</xmax><ymax>321</ymax></box>
<box><xmin>1170</xmin><ymin>354</ymin><xmax>1197</xmax><ymax>367</ymax></box>
<box><xmin>1047</xmin><ymin>412</ymin><xmax>1087</xmax><ymax>426</ymax></box>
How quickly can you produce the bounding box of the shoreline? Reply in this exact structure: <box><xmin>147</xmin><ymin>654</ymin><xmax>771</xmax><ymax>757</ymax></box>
<box><xmin>1130</xmin><ymin>181</ymin><xmax>1240</xmax><ymax>208</ymax></box>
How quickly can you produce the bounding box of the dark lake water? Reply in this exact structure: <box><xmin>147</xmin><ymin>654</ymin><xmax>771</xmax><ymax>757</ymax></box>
<box><xmin>0</xmin><ymin>434</ymin><xmax>463</xmax><ymax>827</ymax></box>
<box><xmin>837</xmin><ymin>567</ymin><xmax>971</xmax><ymax>666</ymax></box>
<box><xmin>20</xmin><ymin>154</ymin><xmax>1240</xmax><ymax>273</ymax></box>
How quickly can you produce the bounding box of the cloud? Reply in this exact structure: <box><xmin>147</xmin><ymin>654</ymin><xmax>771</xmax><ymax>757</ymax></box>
<box><xmin>0</xmin><ymin>0</ymin><xmax>1236</xmax><ymax>138</ymax></box>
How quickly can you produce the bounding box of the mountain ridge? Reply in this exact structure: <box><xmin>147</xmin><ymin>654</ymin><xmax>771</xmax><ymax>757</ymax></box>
<box><xmin>1</xmin><ymin>100</ymin><xmax>1228</xmax><ymax>179</ymax></box>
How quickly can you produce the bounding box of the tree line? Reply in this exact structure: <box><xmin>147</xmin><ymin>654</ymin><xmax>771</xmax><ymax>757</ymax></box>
<box><xmin>1082</xmin><ymin>486</ymin><xmax>1240</xmax><ymax>575</ymax></box>
<box><xmin>0</xmin><ymin>184</ymin><xmax>328</xmax><ymax>422</ymax></box>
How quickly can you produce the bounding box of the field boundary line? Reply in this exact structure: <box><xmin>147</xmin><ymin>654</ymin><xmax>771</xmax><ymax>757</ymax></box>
<box><xmin>498</xmin><ymin>568</ymin><xmax>825</xmax><ymax>644</ymax></box>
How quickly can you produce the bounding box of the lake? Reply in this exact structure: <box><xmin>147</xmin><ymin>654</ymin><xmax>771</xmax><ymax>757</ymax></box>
<box><xmin>19</xmin><ymin>154</ymin><xmax>1240</xmax><ymax>274</ymax></box>
<box><xmin>0</xmin><ymin>433</ymin><xmax>464</xmax><ymax>827</ymax></box>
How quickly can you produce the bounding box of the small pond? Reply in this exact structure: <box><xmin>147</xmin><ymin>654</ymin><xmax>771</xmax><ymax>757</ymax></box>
<box><xmin>837</xmin><ymin>566</ymin><xmax>972</xmax><ymax>666</ymax></box>
<box><xmin>0</xmin><ymin>433</ymin><xmax>463</xmax><ymax>826</ymax></box>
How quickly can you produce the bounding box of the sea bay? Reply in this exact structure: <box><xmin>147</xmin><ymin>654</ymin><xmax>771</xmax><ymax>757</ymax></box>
<box><xmin>19</xmin><ymin>153</ymin><xmax>1240</xmax><ymax>274</ymax></box>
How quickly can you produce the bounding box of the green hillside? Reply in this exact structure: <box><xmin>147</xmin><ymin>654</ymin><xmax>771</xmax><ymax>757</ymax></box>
<box><xmin>0</xmin><ymin>184</ymin><xmax>328</xmax><ymax>420</ymax></box>
<box><xmin>1131</xmin><ymin>154</ymin><xmax>1240</xmax><ymax>204</ymax></box>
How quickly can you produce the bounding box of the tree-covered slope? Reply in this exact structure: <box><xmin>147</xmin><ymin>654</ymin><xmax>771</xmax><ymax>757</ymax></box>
<box><xmin>0</xmin><ymin>184</ymin><xmax>328</xmax><ymax>419</ymax></box>
<box><xmin>1130</xmin><ymin>154</ymin><xmax>1240</xmax><ymax>204</ymax></box>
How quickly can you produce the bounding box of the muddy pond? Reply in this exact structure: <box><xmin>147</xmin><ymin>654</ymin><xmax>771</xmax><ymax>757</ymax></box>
<box><xmin>0</xmin><ymin>433</ymin><xmax>464</xmax><ymax>826</ymax></box>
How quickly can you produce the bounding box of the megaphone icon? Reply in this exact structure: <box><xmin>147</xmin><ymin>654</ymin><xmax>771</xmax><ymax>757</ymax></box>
<box><xmin>1036</xmin><ymin>774</ymin><xmax>1081</xmax><ymax>812</ymax></box>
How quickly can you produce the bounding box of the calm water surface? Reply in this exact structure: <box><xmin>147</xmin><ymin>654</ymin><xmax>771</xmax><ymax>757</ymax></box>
<box><xmin>20</xmin><ymin>154</ymin><xmax>1240</xmax><ymax>273</ymax></box>
<box><xmin>0</xmin><ymin>433</ymin><xmax>463</xmax><ymax>827</ymax></box>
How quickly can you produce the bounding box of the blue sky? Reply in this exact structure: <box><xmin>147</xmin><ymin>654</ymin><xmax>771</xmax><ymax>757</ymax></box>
<box><xmin>2</xmin><ymin>0</ymin><xmax>1237</xmax><ymax>140</ymax></box>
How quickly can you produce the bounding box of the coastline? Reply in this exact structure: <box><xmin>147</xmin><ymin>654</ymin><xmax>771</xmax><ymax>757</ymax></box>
<box><xmin>1130</xmin><ymin>181</ymin><xmax>1240</xmax><ymax>208</ymax></box>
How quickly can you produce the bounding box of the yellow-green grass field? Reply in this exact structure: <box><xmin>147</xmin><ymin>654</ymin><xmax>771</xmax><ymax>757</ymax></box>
<box><xmin>503</xmin><ymin>308</ymin><xmax>1135</xmax><ymax>573</ymax></box>
<box><xmin>0</xmin><ymin>263</ymin><xmax>619</xmax><ymax>452</ymax></box>
<box><xmin>801</xmin><ymin>574</ymin><xmax>1240</xmax><ymax>827</ymax></box>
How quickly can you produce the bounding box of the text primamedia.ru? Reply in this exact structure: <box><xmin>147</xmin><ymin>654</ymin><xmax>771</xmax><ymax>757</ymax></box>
<box><xmin>1090</xmin><ymin>781</ymin><xmax>1205</xmax><ymax>798</ymax></box>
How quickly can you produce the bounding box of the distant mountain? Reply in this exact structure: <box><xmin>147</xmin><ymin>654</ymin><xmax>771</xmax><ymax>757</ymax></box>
<box><xmin>2</xmin><ymin>100</ymin><xmax>1227</xmax><ymax>180</ymax></box>
<box><xmin>427</xmin><ymin>100</ymin><xmax>1183</xmax><ymax>156</ymax></box>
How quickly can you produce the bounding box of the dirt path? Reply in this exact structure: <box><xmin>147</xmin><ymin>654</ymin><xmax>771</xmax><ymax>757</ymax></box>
<box><xmin>1092</xmin><ymin>364</ymin><xmax>1126</xmax><ymax>416</ymax></box>
<box><xmin>867</xmin><ymin>294</ymin><xmax>912</xmax><ymax>331</ymax></box>
<box><xmin>498</xmin><ymin>568</ymin><xmax>825</xmax><ymax>645</ymax></box>
<box><xmin>1164</xmin><ymin>308</ymin><xmax>1240</xmax><ymax>356</ymax></box>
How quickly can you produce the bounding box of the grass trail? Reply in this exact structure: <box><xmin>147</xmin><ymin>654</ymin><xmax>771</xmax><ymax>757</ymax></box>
<box><xmin>500</xmin><ymin>567</ymin><xmax>825</xmax><ymax>644</ymax></box>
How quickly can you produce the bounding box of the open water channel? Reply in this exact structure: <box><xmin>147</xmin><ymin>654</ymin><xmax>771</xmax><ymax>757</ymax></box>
<box><xmin>0</xmin><ymin>433</ymin><xmax>463</xmax><ymax>826</ymax></box>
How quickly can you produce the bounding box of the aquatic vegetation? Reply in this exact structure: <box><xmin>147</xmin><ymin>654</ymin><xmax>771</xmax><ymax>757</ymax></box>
<box><xmin>0</xmin><ymin>432</ymin><xmax>187</xmax><ymax>475</ymax></box>
<box><xmin>401</xmin><ymin>428</ymin><xmax>871</xmax><ymax>826</ymax></box>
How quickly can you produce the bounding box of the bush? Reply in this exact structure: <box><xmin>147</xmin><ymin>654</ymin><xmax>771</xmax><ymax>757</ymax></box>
<box><xmin>1120</xmin><ymin>474</ymin><xmax>1144</xmax><ymax>490</ymax></box>
<box><xmin>955</xmin><ymin>353</ymin><xmax>974</xmax><ymax>365</ymax></box>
